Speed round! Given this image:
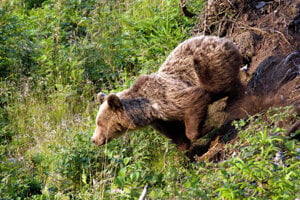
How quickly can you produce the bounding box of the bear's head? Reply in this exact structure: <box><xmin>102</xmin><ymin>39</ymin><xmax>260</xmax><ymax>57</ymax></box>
<box><xmin>91</xmin><ymin>92</ymin><xmax>135</xmax><ymax>146</ymax></box>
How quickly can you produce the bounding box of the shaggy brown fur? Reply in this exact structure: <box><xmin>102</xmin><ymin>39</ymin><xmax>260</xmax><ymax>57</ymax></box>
<box><xmin>91</xmin><ymin>36</ymin><xmax>243</xmax><ymax>150</ymax></box>
<box><xmin>160</xmin><ymin>36</ymin><xmax>243</xmax><ymax>97</ymax></box>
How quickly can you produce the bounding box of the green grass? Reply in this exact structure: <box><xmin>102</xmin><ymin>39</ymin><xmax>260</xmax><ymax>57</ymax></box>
<box><xmin>1</xmin><ymin>0</ymin><xmax>299</xmax><ymax>199</ymax></box>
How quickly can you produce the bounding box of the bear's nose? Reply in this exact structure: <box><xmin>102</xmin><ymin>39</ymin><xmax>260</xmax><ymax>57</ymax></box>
<box><xmin>91</xmin><ymin>138</ymin><xmax>96</xmax><ymax>144</ymax></box>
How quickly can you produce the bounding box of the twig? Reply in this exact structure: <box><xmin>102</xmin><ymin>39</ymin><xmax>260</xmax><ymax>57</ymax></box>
<box><xmin>226</xmin><ymin>0</ymin><xmax>234</xmax><ymax>7</ymax></box>
<box><xmin>285</xmin><ymin>120</ymin><xmax>300</xmax><ymax>136</ymax></box>
<box><xmin>273</xmin><ymin>30</ymin><xmax>291</xmax><ymax>45</ymax></box>
<box><xmin>180</xmin><ymin>0</ymin><xmax>196</xmax><ymax>18</ymax></box>
<box><xmin>139</xmin><ymin>184</ymin><xmax>148</xmax><ymax>200</ymax></box>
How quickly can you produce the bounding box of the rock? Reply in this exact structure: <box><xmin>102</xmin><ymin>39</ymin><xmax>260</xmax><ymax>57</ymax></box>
<box><xmin>255</xmin><ymin>1</ymin><xmax>266</xmax><ymax>9</ymax></box>
<box><xmin>234</xmin><ymin>31</ymin><xmax>259</xmax><ymax>61</ymax></box>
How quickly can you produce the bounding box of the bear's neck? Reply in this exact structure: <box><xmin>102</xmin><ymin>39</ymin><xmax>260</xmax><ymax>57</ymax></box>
<box><xmin>122</xmin><ymin>98</ymin><xmax>157</xmax><ymax>127</ymax></box>
<box><xmin>118</xmin><ymin>74</ymin><xmax>189</xmax><ymax>126</ymax></box>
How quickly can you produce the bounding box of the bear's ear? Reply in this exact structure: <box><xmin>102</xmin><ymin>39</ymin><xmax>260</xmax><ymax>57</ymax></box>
<box><xmin>97</xmin><ymin>92</ymin><xmax>106</xmax><ymax>104</ymax></box>
<box><xmin>107</xmin><ymin>93</ymin><xmax>123</xmax><ymax>111</ymax></box>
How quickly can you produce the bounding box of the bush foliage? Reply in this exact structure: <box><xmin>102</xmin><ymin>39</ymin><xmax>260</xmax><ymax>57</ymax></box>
<box><xmin>0</xmin><ymin>0</ymin><xmax>299</xmax><ymax>199</ymax></box>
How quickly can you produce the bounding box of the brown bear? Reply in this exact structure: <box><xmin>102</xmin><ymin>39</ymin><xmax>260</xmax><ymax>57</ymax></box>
<box><xmin>91</xmin><ymin>36</ymin><xmax>243</xmax><ymax>150</ymax></box>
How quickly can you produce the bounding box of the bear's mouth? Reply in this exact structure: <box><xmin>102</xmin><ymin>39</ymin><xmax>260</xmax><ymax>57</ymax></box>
<box><xmin>102</xmin><ymin>137</ymin><xmax>112</xmax><ymax>145</ymax></box>
<box><xmin>92</xmin><ymin>136</ymin><xmax>112</xmax><ymax>146</ymax></box>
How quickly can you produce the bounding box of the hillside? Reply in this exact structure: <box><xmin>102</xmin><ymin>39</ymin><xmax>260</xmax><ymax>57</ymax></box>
<box><xmin>0</xmin><ymin>0</ymin><xmax>299</xmax><ymax>199</ymax></box>
<box><xmin>188</xmin><ymin>0</ymin><xmax>300</xmax><ymax>161</ymax></box>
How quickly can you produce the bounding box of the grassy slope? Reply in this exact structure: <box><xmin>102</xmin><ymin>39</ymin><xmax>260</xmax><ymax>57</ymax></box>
<box><xmin>0</xmin><ymin>0</ymin><xmax>299</xmax><ymax>199</ymax></box>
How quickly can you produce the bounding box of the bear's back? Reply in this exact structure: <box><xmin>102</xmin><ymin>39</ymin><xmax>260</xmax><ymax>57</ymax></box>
<box><xmin>158</xmin><ymin>36</ymin><xmax>242</xmax><ymax>94</ymax></box>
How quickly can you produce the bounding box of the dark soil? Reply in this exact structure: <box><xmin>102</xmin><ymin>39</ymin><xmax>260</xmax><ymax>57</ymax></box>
<box><xmin>189</xmin><ymin>0</ymin><xmax>300</xmax><ymax>161</ymax></box>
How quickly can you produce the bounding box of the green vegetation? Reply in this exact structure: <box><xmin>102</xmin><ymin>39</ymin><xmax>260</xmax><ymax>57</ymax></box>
<box><xmin>0</xmin><ymin>0</ymin><xmax>299</xmax><ymax>199</ymax></box>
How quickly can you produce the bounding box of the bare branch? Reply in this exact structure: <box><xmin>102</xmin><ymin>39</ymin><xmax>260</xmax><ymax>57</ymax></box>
<box><xmin>180</xmin><ymin>0</ymin><xmax>196</xmax><ymax>18</ymax></box>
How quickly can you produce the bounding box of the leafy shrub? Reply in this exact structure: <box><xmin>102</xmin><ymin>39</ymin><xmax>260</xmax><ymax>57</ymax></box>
<box><xmin>0</xmin><ymin>6</ymin><xmax>37</xmax><ymax>79</ymax></box>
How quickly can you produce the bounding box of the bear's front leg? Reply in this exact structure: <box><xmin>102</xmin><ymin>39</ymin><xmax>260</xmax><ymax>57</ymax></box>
<box><xmin>184</xmin><ymin>105</ymin><xmax>208</xmax><ymax>142</ymax></box>
<box><xmin>151</xmin><ymin>120</ymin><xmax>191</xmax><ymax>151</ymax></box>
<box><xmin>183</xmin><ymin>88</ymin><xmax>211</xmax><ymax>142</ymax></box>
